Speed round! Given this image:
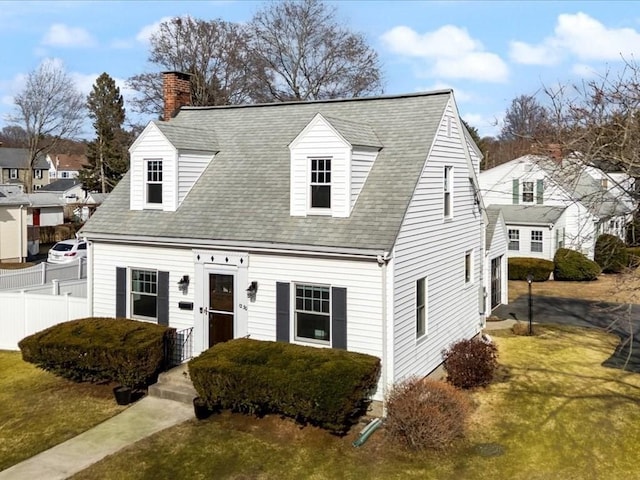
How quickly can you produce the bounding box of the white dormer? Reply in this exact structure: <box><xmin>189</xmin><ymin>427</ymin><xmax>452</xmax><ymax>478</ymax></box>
<box><xmin>129</xmin><ymin>122</ymin><xmax>217</xmax><ymax>212</ymax></box>
<box><xmin>289</xmin><ymin>113</ymin><xmax>382</xmax><ymax>217</ymax></box>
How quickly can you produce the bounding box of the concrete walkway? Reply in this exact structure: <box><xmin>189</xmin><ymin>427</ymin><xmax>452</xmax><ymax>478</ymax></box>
<box><xmin>0</xmin><ymin>396</ymin><xmax>193</xmax><ymax>480</ymax></box>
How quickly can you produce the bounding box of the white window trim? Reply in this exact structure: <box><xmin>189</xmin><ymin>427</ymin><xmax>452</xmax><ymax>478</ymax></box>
<box><xmin>531</xmin><ymin>230</ymin><xmax>543</xmax><ymax>253</ymax></box>
<box><xmin>130</xmin><ymin>268</ymin><xmax>158</xmax><ymax>322</ymax></box>
<box><xmin>416</xmin><ymin>277</ymin><xmax>428</xmax><ymax>340</ymax></box>
<box><xmin>144</xmin><ymin>159</ymin><xmax>163</xmax><ymax>209</ymax></box>
<box><xmin>308</xmin><ymin>156</ymin><xmax>332</xmax><ymax>215</ymax></box>
<box><xmin>443</xmin><ymin>165</ymin><xmax>453</xmax><ymax>219</ymax></box>
<box><xmin>9</xmin><ymin>168</ymin><xmax>18</xmax><ymax>180</ymax></box>
<box><xmin>522</xmin><ymin>181</ymin><xmax>534</xmax><ymax>203</ymax></box>
<box><xmin>464</xmin><ymin>249</ymin><xmax>473</xmax><ymax>284</ymax></box>
<box><xmin>508</xmin><ymin>229</ymin><xmax>520</xmax><ymax>251</ymax></box>
<box><xmin>34</xmin><ymin>169</ymin><xmax>43</xmax><ymax>179</ymax></box>
<box><xmin>293</xmin><ymin>282</ymin><xmax>332</xmax><ymax>346</ymax></box>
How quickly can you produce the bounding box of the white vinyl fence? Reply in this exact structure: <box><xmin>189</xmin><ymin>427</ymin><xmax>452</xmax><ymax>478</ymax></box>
<box><xmin>0</xmin><ymin>259</ymin><xmax>87</xmax><ymax>291</ymax></box>
<box><xmin>0</xmin><ymin>290</ymin><xmax>89</xmax><ymax>351</ymax></box>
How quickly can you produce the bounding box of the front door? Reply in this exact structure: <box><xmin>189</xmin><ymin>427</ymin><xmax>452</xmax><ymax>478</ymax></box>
<box><xmin>208</xmin><ymin>273</ymin><xmax>235</xmax><ymax>347</ymax></box>
<box><xmin>490</xmin><ymin>256</ymin><xmax>502</xmax><ymax>309</ymax></box>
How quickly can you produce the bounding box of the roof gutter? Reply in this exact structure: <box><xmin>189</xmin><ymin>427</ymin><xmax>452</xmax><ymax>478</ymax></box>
<box><xmin>79</xmin><ymin>232</ymin><xmax>389</xmax><ymax>261</ymax></box>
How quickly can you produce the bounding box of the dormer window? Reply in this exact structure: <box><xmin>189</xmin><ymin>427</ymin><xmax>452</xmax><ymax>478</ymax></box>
<box><xmin>522</xmin><ymin>181</ymin><xmax>534</xmax><ymax>203</ymax></box>
<box><xmin>146</xmin><ymin>160</ymin><xmax>163</xmax><ymax>205</ymax></box>
<box><xmin>310</xmin><ymin>157</ymin><xmax>331</xmax><ymax>209</ymax></box>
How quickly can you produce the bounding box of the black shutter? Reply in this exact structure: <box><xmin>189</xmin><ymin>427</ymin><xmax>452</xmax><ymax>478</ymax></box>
<box><xmin>157</xmin><ymin>271</ymin><xmax>169</xmax><ymax>326</ymax></box>
<box><xmin>331</xmin><ymin>287</ymin><xmax>347</xmax><ymax>350</ymax></box>
<box><xmin>116</xmin><ymin>267</ymin><xmax>126</xmax><ymax>318</ymax></box>
<box><xmin>276</xmin><ymin>282</ymin><xmax>290</xmax><ymax>342</ymax></box>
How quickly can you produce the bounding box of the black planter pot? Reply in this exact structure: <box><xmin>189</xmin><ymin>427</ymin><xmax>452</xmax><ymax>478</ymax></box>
<box><xmin>193</xmin><ymin>397</ymin><xmax>212</xmax><ymax>420</ymax></box>
<box><xmin>113</xmin><ymin>386</ymin><xmax>133</xmax><ymax>406</ymax></box>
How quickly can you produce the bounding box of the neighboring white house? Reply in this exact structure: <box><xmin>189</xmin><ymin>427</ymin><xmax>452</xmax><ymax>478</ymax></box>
<box><xmin>479</xmin><ymin>155</ymin><xmax>634</xmax><ymax>260</ymax></box>
<box><xmin>81</xmin><ymin>73</ymin><xmax>505</xmax><ymax>399</ymax></box>
<box><xmin>47</xmin><ymin>153</ymin><xmax>87</xmax><ymax>180</ymax></box>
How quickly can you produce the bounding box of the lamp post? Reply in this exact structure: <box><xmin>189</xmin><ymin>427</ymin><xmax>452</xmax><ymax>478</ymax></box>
<box><xmin>526</xmin><ymin>273</ymin><xmax>534</xmax><ymax>335</ymax></box>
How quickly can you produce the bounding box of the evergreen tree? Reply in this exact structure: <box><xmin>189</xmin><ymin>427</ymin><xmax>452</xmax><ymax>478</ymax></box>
<box><xmin>80</xmin><ymin>73</ymin><xmax>128</xmax><ymax>193</ymax></box>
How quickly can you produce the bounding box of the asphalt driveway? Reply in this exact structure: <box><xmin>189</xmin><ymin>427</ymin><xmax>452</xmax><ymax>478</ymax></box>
<box><xmin>494</xmin><ymin>295</ymin><xmax>640</xmax><ymax>372</ymax></box>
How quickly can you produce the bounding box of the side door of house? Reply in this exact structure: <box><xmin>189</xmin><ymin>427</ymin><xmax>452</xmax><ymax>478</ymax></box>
<box><xmin>205</xmin><ymin>271</ymin><xmax>236</xmax><ymax>348</ymax></box>
<box><xmin>491</xmin><ymin>256</ymin><xmax>502</xmax><ymax>309</ymax></box>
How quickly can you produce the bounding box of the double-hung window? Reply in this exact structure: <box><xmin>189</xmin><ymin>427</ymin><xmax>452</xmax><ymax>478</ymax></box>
<box><xmin>508</xmin><ymin>229</ymin><xmax>520</xmax><ymax>251</ymax></box>
<box><xmin>9</xmin><ymin>168</ymin><xmax>18</xmax><ymax>180</ymax></box>
<box><xmin>295</xmin><ymin>284</ymin><xmax>330</xmax><ymax>343</ymax></box>
<box><xmin>522</xmin><ymin>181</ymin><xmax>534</xmax><ymax>203</ymax></box>
<box><xmin>531</xmin><ymin>230</ymin><xmax>543</xmax><ymax>252</ymax></box>
<box><xmin>131</xmin><ymin>269</ymin><xmax>158</xmax><ymax>320</ymax></box>
<box><xmin>34</xmin><ymin>169</ymin><xmax>42</xmax><ymax>179</ymax></box>
<box><xmin>310</xmin><ymin>158</ymin><xmax>331</xmax><ymax>209</ymax></box>
<box><xmin>416</xmin><ymin>278</ymin><xmax>427</xmax><ymax>338</ymax></box>
<box><xmin>146</xmin><ymin>160</ymin><xmax>163</xmax><ymax>205</ymax></box>
<box><xmin>443</xmin><ymin>166</ymin><xmax>453</xmax><ymax>217</ymax></box>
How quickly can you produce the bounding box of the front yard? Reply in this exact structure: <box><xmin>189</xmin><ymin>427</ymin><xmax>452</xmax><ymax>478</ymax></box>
<box><xmin>68</xmin><ymin>324</ymin><xmax>640</xmax><ymax>480</ymax></box>
<box><xmin>0</xmin><ymin>351</ymin><xmax>125</xmax><ymax>471</ymax></box>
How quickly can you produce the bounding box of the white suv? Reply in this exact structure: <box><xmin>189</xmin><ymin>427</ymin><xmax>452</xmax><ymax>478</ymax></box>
<box><xmin>47</xmin><ymin>239</ymin><xmax>87</xmax><ymax>264</ymax></box>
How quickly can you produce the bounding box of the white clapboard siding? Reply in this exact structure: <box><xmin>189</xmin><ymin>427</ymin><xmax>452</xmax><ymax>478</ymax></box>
<box><xmin>0</xmin><ymin>291</ymin><xmax>89</xmax><ymax>350</ymax></box>
<box><xmin>485</xmin><ymin>214</ymin><xmax>508</xmax><ymax>312</ymax></box>
<box><xmin>91</xmin><ymin>242</ymin><xmax>195</xmax><ymax>331</ymax></box>
<box><xmin>289</xmin><ymin>115</ymin><xmax>351</xmax><ymax>217</ymax></box>
<box><xmin>178</xmin><ymin>152</ymin><xmax>214</xmax><ymax>204</ymax></box>
<box><xmin>392</xmin><ymin>99</ymin><xmax>482</xmax><ymax>383</ymax></box>
<box><xmin>129</xmin><ymin>123</ymin><xmax>177</xmax><ymax>211</ymax></box>
<box><xmin>351</xmin><ymin>147</ymin><xmax>378</xmax><ymax>208</ymax></box>
<box><xmin>0</xmin><ymin>205</ymin><xmax>26</xmax><ymax>261</ymax></box>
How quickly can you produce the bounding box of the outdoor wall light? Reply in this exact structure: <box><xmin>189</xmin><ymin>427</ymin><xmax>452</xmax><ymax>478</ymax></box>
<box><xmin>246</xmin><ymin>281</ymin><xmax>258</xmax><ymax>298</ymax></box>
<box><xmin>178</xmin><ymin>275</ymin><xmax>190</xmax><ymax>293</ymax></box>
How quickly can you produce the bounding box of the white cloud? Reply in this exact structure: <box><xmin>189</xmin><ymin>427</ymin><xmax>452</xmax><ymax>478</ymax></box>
<box><xmin>136</xmin><ymin>16</ymin><xmax>175</xmax><ymax>44</ymax></box>
<box><xmin>380</xmin><ymin>25</ymin><xmax>509</xmax><ymax>83</ymax></box>
<box><xmin>42</xmin><ymin>23</ymin><xmax>96</xmax><ymax>48</ymax></box>
<box><xmin>571</xmin><ymin>63</ymin><xmax>599</xmax><ymax>77</ymax></box>
<box><xmin>510</xmin><ymin>12</ymin><xmax>640</xmax><ymax>65</ymax></box>
<box><xmin>461</xmin><ymin>112</ymin><xmax>500</xmax><ymax>138</ymax></box>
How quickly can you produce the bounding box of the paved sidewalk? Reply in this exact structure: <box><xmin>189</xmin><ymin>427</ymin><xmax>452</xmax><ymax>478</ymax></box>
<box><xmin>0</xmin><ymin>396</ymin><xmax>193</xmax><ymax>480</ymax></box>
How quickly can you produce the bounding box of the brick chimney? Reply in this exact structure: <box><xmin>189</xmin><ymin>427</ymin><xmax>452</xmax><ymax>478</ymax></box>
<box><xmin>162</xmin><ymin>71</ymin><xmax>192</xmax><ymax>121</ymax></box>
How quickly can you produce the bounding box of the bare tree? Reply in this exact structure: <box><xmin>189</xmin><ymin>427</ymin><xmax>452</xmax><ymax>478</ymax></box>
<box><xmin>127</xmin><ymin>16</ymin><xmax>257</xmax><ymax>116</ymax></box>
<box><xmin>249</xmin><ymin>0</ymin><xmax>383</xmax><ymax>101</ymax></box>
<box><xmin>0</xmin><ymin>126</ymin><xmax>29</xmax><ymax>147</ymax></box>
<box><xmin>8</xmin><ymin>60</ymin><xmax>85</xmax><ymax>192</ymax></box>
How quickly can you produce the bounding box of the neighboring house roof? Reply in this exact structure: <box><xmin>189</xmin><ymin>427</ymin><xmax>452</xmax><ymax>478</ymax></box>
<box><xmin>38</xmin><ymin>178</ymin><xmax>81</xmax><ymax>193</ymax></box>
<box><xmin>27</xmin><ymin>192</ymin><xmax>63</xmax><ymax>207</ymax></box>
<box><xmin>83</xmin><ymin>91</ymin><xmax>454</xmax><ymax>252</ymax></box>
<box><xmin>49</xmin><ymin>153</ymin><xmax>88</xmax><ymax>171</ymax></box>
<box><xmin>0</xmin><ymin>148</ymin><xmax>48</xmax><ymax>169</ymax></box>
<box><xmin>485</xmin><ymin>206</ymin><xmax>502</xmax><ymax>249</ymax></box>
<box><xmin>0</xmin><ymin>185</ymin><xmax>29</xmax><ymax>205</ymax></box>
<box><xmin>494</xmin><ymin>204</ymin><xmax>567</xmax><ymax>226</ymax></box>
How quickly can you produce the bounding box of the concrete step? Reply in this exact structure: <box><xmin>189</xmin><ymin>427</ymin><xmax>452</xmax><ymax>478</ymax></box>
<box><xmin>148</xmin><ymin>364</ymin><xmax>198</xmax><ymax>405</ymax></box>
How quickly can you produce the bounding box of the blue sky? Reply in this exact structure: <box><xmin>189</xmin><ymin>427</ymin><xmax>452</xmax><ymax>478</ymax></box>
<box><xmin>1</xmin><ymin>1</ymin><xmax>639</xmax><ymax>138</ymax></box>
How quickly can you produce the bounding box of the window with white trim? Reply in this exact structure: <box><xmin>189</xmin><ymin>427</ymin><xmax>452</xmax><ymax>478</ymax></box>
<box><xmin>295</xmin><ymin>284</ymin><xmax>330</xmax><ymax>343</ymax></box>
<box><xmin>416</xmin><ymin>277</ymin><xmax>427</xmax><ymax>338</ymax></box>
<box><xmin>522</xmin><ymin>181</ymin><xmax>534</xmax><ymax>203</ymax></box>
<box><xmin>310</xmin><ymin>158</ymin><xmax>331</xmax><ymax>209</ymax></box>
<box><xmin>531</xmin><ymin>230</ymin><xmax>543</xmax><ymax>252</ymax></box>
<box><xmin>9</xmin><ymin>168</ymin><xmax>18</xmax><ymax>180</ymax></box>
<box><xmin>146</xmin><ymin>160</ymin><xmax>163</xmax><ymax>205</ymax></box>
<box><xmin>508</xmin><ymin>229</ymin><xmax>520</xmax><ymax>251</ymax></box>
<box><xmin>443</xmin><ymin>166</ymin><xmax>453</xmax><ymax>218</ymax></box>
<box><xmin>61</xmin><ymin>171</ymin><xmax>70</xmax><ymax>179</ymax></box>
<box><xmin>34</xmin><ymin>169</ymin><xmax>42</xmax><ymax>179</ymax></box>
<box><xmin>464</xmin><ymin>250</ymin><xmax>472</xmax><ymax>283</ymax></box>
<box><xmin>131</xmin><ymin>269</ymin><xmax>157</xmax><ymax>320</ymax></box>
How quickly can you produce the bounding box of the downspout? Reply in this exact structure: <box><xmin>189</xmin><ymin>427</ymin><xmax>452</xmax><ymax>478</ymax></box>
<box><xmin>19</xmin><ymin>204</ymin><xmax>25</xmax><ymax>262</ymax></box>
<box><xmin>377</xmin><ymin>252</ymin><xmax>391</xmax><ymax>412</ymax></box>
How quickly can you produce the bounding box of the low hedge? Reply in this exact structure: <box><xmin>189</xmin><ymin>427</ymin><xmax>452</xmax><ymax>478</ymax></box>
<box><xmin>19</xmin><ymin>317</ymin><xmax>172</xmax><ymax>388</ymax></box>
<box><xmin>553</xmin><ymin>248</ymin><xmax>601</xmax><ymax>281</ymax></box>
<box><xmin>189</xmin><ymin>338</ymin><xmax>381</xmax><ymax>434</ymax></box>
<box><xmin>508</xmin><ymin>257</ymin><xmax>554</xmax><ymax>281</ymax></box>
<box><xmin>594</xmin><ymin>234</ymin><xmax>628</xmax><ymax>273</ymax></box>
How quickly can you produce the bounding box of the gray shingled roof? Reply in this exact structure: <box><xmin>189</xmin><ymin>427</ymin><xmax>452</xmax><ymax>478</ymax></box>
<box><xmin>154</xmin><ymin>122</ymin><xmax>219</xmax><ymax>152</ymax></box>
<box><xmin>485</xmin><ymin>206</ymin><xmax>502</xmax><ymax>250</ymax></box>
<box><xmin>38</xmin><ymin>178</ymin><xmax>80</xmax><ymax>192</ymax></box>
<box><xmin>0</xmin><ymin>185</ymin><xmax>29</xmax><ymax>205</ymax></box>
<box><xmin>494</xmin><ymin>204</ymin><xmax>567</xmax><ymax>225</ymax></box>
<box><xmin>323</xmin><ymin>115</ymin><xmax>383</xmax><ymax>148</ymax></box>
<box><xmin>82</xmin><ymin>92</ymin><xmax>452</xmax><ymax>252</ymax></box>
<box><xmin>0</xmin><ymin>148</ymin><xmax>48</xmax><ymax>169</ymax></box>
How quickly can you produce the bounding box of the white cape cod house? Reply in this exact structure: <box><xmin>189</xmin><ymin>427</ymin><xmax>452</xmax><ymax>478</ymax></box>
<box><xmin>81</xmin><ymin>74</ymin><xmax>503</xmax><ymax>398</ymax></box>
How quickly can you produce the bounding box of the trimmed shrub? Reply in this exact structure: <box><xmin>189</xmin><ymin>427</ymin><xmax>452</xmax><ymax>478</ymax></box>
<box><xmin>19</xmin><ymin>317</ymin><xmax>172</xmax><ymax>388</ymax></box>
<box><xmin>508</xmin><ymin>257</ymin><xmax>554</xmax><ymax>281</ymax></box>
<box><xmin>188</xmin><ymin>338</ymin><xmax>380</xmax><ymax>434</ymax></box>
<box><xmin>594</xmin><ymin>234</ymin><xmax>628</xmax><ymax>273</ymax></box>
<box><xmin>442</xmin><ymin>338</ymin><xmax>498</xmax><ymax>389</ymax></box>
<box><xmin>553</xmin><ymin>248</ymin><xmax>601</xmax><ymax>281</ymax></box>
<box><xmin>385</xmin><ymin>378</ymin><xmax>470</xmax><ymax>451</ymax></box>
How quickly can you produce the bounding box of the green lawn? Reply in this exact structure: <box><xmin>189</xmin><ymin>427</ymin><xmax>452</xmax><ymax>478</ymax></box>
<box><xmin>0</xmin><ymin>351</ymin><xmax>126</xmax><ymax>471</ymax></box>
<box><xmin>71</xmin><ymin>325</ymin><xmax>640</xmax><ymax>480</ymax></box>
